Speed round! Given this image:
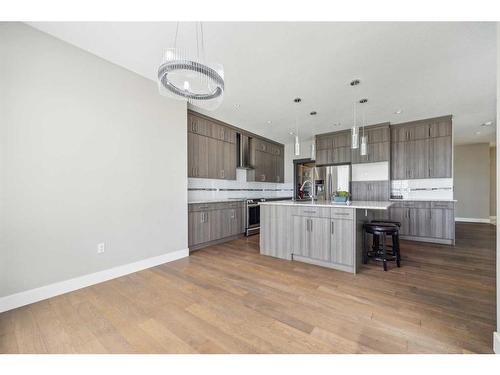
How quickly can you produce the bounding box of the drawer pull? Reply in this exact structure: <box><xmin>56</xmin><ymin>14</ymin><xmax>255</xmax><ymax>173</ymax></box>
<box><xmin>303</xmin><ymin>210</ymin><xmax>317</xmax><ymax>214</ymax></box>
<box><xmin>334</xmin><ymin>212</ymin><xmax>349</xmax><ymax>216</ymax></box>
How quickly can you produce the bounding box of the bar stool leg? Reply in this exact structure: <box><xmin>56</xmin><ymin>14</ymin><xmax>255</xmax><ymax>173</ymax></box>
<box><xmin>394</xmin><ymin>233</ymin><xmax>401</xmax><ymax>267</ymax></box>
<box><xmin>382</xmin><ymin>233</ymin><xmax>388</xmax><ymax>271</ymax></box>
<box><xmin>363</xmin><ymin>229</ymin><xmax>368</xmax><ymax>264</ymax></box>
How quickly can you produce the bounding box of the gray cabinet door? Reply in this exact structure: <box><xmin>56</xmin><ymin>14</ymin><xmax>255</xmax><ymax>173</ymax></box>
<box><xmin>188</xmin><ymin>132</ymin><xmax>209</xmax><ymax>178</ymax></box>
<box><xmin>367</xmin><ymin>126</ymin><xmax>390</xmax><ymax>143</ymax></box>
<box><xmin>407</xmin><ymin>139</ymin><xmax>429</xmax><ymax>179</ymax></box>
<box><xmin>291</xmin><ymin>215</ymin><xmax>309</xmax><ymax>257</ymax></box>
<box><xmin>220</xmin><ymin>208</ymin><xmax>242</xmax><ymax>238</ymax></box>
<box><xmin>429</xmin><ymin>118</ymin><xmax>452</xmax><ymax>138</ymax></box>
<box><xmin>429</xmin><ymin>136</ymin><xmax>452</xmax><ymax>178</ymax></box>
<box><xmin>332</xmin><ymin>146</ymin><xmax>351</xmax><ymax>164</ymax></box>
<box><xmin>410</xmin><ymin>208</ymin><xmax>431</xmax><ymax>237</ymax></box>
<box><xmin>275</xmin><ymin>154</ymin><xmax>284</xmax><ymax>183</ymax></box>
<box><xmin>309</xmin><ymin>217</ymin><xmax>331</xmax><ymax>262</ymax></box>
<box><xmin>188</xmin><ymin>211</ymin><xmax>211</xmax><ymax>246</ymax></box>
<box><xmin>207</xmin><ymin>138</ymin><xmax>224</xmax><ymax>179</ymax></box>
<box><xmin>391</xmin><ymin>141</ymin><xmax>406</xmax><ymax>180</ymax></box>
<box><xmin>368</xmin><ymin>141</ymin><xmax>390</xmax><ymax>163</ymax></box>
<box><xmin>330</xmin><ymin>218</ymin><xmax>354</xmax><ymax>266</ymax></box>
<box><xmin>390</xmin><ymin>207</ymin><xmax>409</xmax><ymax>235</ymax></box>
<box><xmin>430</xmin><ymin>209</ymin><xmax>454</xmax><ymax>239</ymax></box>
<box><xmin>223</xmin><ymin>141</ymin><xmax>237</xmax><ymax>180</ymax></box>
<box><xmin>208</xmin><ymin>209</ymin><xmax>222</xmax><ymax>242</ymax></box>
<box><xmin>407</xmin><ymin>124</ymin><xmax>430</xmax><ymax>141</ymax></box>
<box><xmin>315</xmin><ymin>149</ymin><xmax>329</xmax><ymax>165</ymax></box>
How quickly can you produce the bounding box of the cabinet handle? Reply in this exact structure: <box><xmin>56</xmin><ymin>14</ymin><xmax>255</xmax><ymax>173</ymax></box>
<box><xmin>198</xmin><ymin>206</ymin><xmax>209</xmax><ymax>209</ymax></box>
<box><xmin>310</xmin><ymin>219</ymin><xmax>313</xmax><ymax>232</ymax></box>
<box><xmin>303</xmin><ymin>210</ymin><xmax>317</xmax><ymax>214</ymax></box>
<box><xmin>331</xmin><ymin>221</ymin><xmax>334</xmax><ymax>234</ymax></box>
<box><xmin>221</xmin><ymin>170</ymin><xmax>225</xmax><ymax>178</ymax></box>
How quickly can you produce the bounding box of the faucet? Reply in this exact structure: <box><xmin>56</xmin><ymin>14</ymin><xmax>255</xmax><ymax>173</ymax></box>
<box><xmin>299</xmin><ymin>167</ymin><xmax>317</xmax><ymax>203</ymax></box>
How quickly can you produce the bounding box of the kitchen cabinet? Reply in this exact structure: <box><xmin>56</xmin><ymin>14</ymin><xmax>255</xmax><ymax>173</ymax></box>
<box><xmin>315</xmin><ymin>131</ymin><xmax>351</xmax><ymax>165</ymax></box>
<box><xmin>389</xmin><ymin>201</ymin><xmax>455</xmax><ymax>244</ymax></box>
<box><xmin>292</xmin><ymin>216</ymin><xmax>333</xmax><ymax>262</ymax></box>
<box><xmin>250</xmin><ymin>138</ymin><xmax>284</xmax><ymax>183</ymax></box>
<box><xmin>188</xmin><ymin>132</ymin><xmax>209</xmax><ymax>178</ymax></box>
<box><xmin>429</xmin><ymin>136</ymin><xmax>452</xmax><ymax>178</ymax></box>
<box><xmin>352</xmin><ymin>141</ymin><xmax>390</xmax><ymax>164</ymax></box>
<box><xmin>330</xmin><ymin>218</ymin><xmax>354</xmax><ymax>266</ymax></box>
<box><xmin>188</xmin><ymin>201</ymin><xmax>245</xmax><ymax>250</ymax></box>
<box><xmin>351</xmin><ymin>181</ymin><xmax>390</xmax><ymax>201</ymax></box>
<box><xmin>390</xmin><ymin>116</ymin><xmax>452</xmax><ymax>180</ymax></box>
<box><xmin>188</xmin><ymin>112</ymin><xmax>238</xmax><ymax>180</ymax></box>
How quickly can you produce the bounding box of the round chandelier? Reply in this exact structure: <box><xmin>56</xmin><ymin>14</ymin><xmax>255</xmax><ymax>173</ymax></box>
<box><xmin>158</xmin><ymin>23</ymin><xmax>224</xmax><ymax>111</ymax></box>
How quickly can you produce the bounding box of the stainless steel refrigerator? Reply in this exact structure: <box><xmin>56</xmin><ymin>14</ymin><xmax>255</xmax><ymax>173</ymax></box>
<box><xmin>313</xmin><ymin>164</ymin><xmax>351</xmax><ymax>201</ymax></box>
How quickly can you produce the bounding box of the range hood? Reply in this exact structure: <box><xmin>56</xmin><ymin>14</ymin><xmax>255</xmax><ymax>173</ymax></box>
<box><xmin>237</xmin><ymin>133</ymin><xmax>254</xmax><ymax>169</ymax></box>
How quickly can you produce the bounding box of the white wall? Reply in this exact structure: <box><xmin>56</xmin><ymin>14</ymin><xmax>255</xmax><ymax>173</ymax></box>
<box><xmin>454</xmin><ymin>143</ymin><xmax>491</xmax><ymax>220</ymax></box>
<box><xmin>0</xmin><ymin>23</ymin><xmax>188</xmax><ymax>298</ymax></box>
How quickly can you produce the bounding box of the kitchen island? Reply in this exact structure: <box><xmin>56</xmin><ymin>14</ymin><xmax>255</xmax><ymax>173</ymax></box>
<box><xmin>259</xmin><ymin>200</ymin><xmax>393</xmax><ymax>274</ymax></box>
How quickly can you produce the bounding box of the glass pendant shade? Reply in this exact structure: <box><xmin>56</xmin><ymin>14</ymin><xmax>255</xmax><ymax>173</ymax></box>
<box><xmin>158</xmin><ymin>47</ymin><xmax>225</xmax><ymax>111</ymax></box>
<box><xmin>360</xmin><ymin>135</ymin><xmax>368</xmax><ymax>156</ymax></box>
<box><xmin>351</xmin><ymin>126</ymin><xmax>359</xmax><ymax>149</ymax></box>
<box><xmin>294</xmin><ymin>135</ymin><xmax>300</xmax><ymax>156</ymax></box>
<box><xmin>310</xmin><ymin>142</ymin><xmax>316</xmax><ymax>160</ymax></box>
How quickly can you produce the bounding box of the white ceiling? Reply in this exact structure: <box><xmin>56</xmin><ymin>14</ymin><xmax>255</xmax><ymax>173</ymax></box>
<box><xmin>28</xmin><ymin>22</ymin><xmax>497</xmax><ymax>145</ymax></box>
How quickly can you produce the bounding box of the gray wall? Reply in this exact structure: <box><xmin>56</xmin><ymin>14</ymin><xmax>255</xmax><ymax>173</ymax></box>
<box><xmin>490</xmin><ymin>146</ymin><xmax>496</xmax><ymax>217</ymax></box>
<box><xmin>0</xmin><ymin>23</ymin><xmax>188</xmax><ymax>297</ymax></box>
<box><xmin>454</xmin><ymin>143</ymin><xmax>491</xmax><ymax>220</ymax></box>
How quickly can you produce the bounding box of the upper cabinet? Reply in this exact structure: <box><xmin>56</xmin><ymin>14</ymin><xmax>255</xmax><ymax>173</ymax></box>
<box><xmin>351</xmin><ymin>123</ymin><xmax>390</xmax><ymax>164</ymax></box>
<box><xmin>315</xmin><ymin>130</ymin><xmax>351</xmax><ymax>165</ymax></box>
<box><xmin>188</xmin><ymin>112</ymin><xmax>237</xmax><ymax>180</ymax></box>
<box><xmin>390</xmin><ymin>115</ymin><xmax>452</xmax><ymax>180</ymax></box>
<box><xmin>188</xmin><ymin>111</ymin><xmax>284</xmax><ymax>183</ymax></box>
<box><xmin>250</xmin><ymin>138</ymin><xmax>284</xmax><ymax>183</ymax></box>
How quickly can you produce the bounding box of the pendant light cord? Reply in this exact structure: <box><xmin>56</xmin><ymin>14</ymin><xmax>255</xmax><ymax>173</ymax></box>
<box><xmin>173</xmin><ymin>22</ymin><xmax>179</xmax><ymax>49</ymax></box>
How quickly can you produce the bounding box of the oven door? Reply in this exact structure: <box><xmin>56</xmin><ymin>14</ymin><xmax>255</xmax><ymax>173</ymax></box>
<box><xmin>246</xmin><ymin>203</ymin><xmax>260</xmax><ymax>235</ymax></box>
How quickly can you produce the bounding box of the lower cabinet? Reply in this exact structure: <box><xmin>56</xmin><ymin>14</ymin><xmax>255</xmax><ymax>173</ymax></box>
<box><xmin>330</xmin><ymin>218</ymin><xmax>354</xmax><ymax>266</ymax></box>
<box><xmin>389</xmin><ymin>201</ymin><xmax>455</xmax><ymax>244</ymax></box>
<box><xmin>290</xmin><ymin>209</ymin><xmax>355</xmax><ymax>270</ymax></box>
<box><xmin>188</xmin><ymin>202</ymin><xmax>245</xmax><ymax>249</ymax></box>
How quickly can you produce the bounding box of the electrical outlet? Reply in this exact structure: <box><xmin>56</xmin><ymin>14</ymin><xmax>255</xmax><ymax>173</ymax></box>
<box><xmin>97</xmin><ymin>242</ymin><xmax>105</xmax><ymax>254</ymax></box>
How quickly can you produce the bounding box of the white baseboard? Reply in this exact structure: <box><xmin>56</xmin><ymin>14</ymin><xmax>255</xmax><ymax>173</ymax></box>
<box><xmin>455</xmin><ymin>217</ymin><xmax>491</xmax><ymax>224</ymax></box>
<box><xmin>494</xmin><ymin>332</ymin><xmax>500</xmax><ymax>354</ymax></box>
<box><xmin>0</xmin><ymin>248</ymin><xmax>189</xmax><ymax>313</ymax></box>
<box><xmin>490</xmin><ymin>216</ymin><xmax>497</xmax><ymax>225</ymax></box>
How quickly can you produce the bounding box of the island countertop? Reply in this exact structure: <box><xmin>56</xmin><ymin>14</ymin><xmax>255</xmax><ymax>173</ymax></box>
<box><xmin>259</xmin><ymin>200</ymin><xmax>393</xmax><ymax>210</ymax></box>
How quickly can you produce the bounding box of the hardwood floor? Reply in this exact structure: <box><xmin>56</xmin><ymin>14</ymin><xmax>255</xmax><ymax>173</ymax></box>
<box><xmin>0</xmin><ymin>222</ymin><xmax>496</xmax><ymax>353</ymax></box>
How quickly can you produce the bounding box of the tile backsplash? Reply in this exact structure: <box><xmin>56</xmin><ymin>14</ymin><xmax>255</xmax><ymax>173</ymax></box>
<box><xmin>188</xmin><ymin>169</ymin><xmax>293</xmax><ymax>201</ymax></box>
<box><xmin>391</xmin><ymin>178</ymin><xmax>454</xmax><ymax>200</ymax></box>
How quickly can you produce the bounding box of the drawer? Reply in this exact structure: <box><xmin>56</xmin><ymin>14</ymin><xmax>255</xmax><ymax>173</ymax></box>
<box><xmin>188</xmin><ymin>203</ymin><xmax>218</xmax><ymax>212</ymax></box>
<box><xmin>431</xmin><ymin>201</ymin><xmax>455</xmax><ymax>209</ymax></box>
<box><xmin>331</xmin><ymin>208</ymin><xmax>354</xmax><ymax>220</ymax></box>
<box><xmin>391</xmin><ymin>201</ymin><xmax>430</xmax><ymax>209</ymax></box>
<box><xmin>216</xmin><ymin>201</ymin><xmax>244</xmax><ymax>209</ymax></box>
<box><xmin>291</xmin><ymin>206</ymin><xmax>331</xmax><ymax>218</ymax></box>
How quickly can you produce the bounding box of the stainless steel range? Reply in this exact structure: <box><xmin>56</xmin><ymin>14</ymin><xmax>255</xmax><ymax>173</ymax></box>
<box><xmin>245</xmin><ymin>197</ymin><xmax>292</xmax><ymax>236</ymax></box>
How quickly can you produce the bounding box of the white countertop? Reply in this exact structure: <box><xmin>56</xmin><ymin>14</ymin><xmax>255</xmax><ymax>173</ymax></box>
<box><xmin>188</xmin><ymin>199</ymin><xmax>246</xmax><ymax>204</ymax></box>
<box><xmin>390</xmin><ymin>198</ymin><xmax>457</xmax><ymax>202</ymax></box>
<box><xmin>259</xmin><ymin>200</ymin><xmax>393</xmax><ymax>210</ymax></box>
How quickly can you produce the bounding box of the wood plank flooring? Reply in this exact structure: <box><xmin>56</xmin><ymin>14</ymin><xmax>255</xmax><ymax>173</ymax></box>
<box><xmin>0</xmin><ymin>222</ymin><xmax>496</xmax><ymax>353</ymax></box>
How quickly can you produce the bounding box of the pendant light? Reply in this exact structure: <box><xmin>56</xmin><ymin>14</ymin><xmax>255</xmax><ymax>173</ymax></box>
<box><xmin>158</xmin><ymin>22</ymin><xmax>224</xmax><ymax>111</ymax></box>
<box><xmin>351</xmin><ymin>101</ymin><xmax>359</xmax><ymax>149</ymax></box>
<box><xmin>350</xmin><ymin>79</ymin><xmax>361</xmax><ymax>149</ymax></box>
<box><xmin>293</xmin><ymin>97</ymin><xmax>302</xmax><ymax>156</ymax></box>
<box><xmin>310</xmin><ymin>142</ymin><xmax>316</xmax><ymax>160</ymax></box>
<box><xmin>359</xmin><ymin>99</ymin><xmax>368</xmax><ymax>156</ymax></box>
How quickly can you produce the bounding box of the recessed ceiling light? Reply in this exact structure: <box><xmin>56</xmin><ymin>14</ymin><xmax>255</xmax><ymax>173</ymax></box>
<box><xmin>481</xmin><ymin>121</ymin><xmax>493</xmax><ymax>127</ymax></box>
<box><xmin>310</xmin><ymin>111</ymin><xmax>317</xmax><ymax>116</ymax></box>
<box><xmin>394</xmin><ymin>109</ymin><xmax>402</xmax><ymax>114</ymax></box>
<box><xmin>475</xmin><ymin>131</ymin><xmax>482</xmax><ymax>135</ymax></box>
<box><xmin>350</xmin><ymin>79</ymin><xmax>360</xmax><ymax>86</ymax></box>
<box><xmin>359</xmin><ymin>98</ymin><xmax>368</xmax><ymax>104</ymax></box>
<box><xmin>293</xmin><ymin>97</ymin><xmax>302</xmax><ymax>103</ymax></box>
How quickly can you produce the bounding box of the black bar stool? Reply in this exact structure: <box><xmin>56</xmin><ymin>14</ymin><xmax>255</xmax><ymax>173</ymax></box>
<box><xmin>371</xmin><ymin>220</ymin><xmax>401</xmax><ymax>254</ymax></box>
<box><xmin>363</xmin><ymin>223</ymin><xmax>401</xmax><ymax>271</ymax></box>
